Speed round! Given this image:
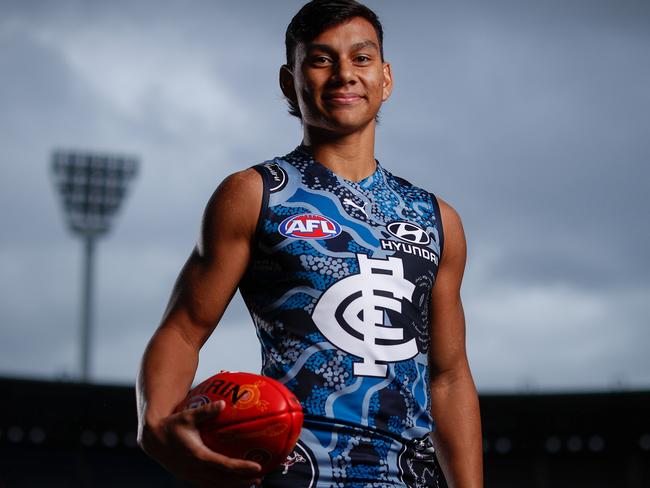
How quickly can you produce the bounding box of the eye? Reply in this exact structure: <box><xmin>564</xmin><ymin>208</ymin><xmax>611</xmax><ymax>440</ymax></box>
<box><xmin>355</xmin><ymin>55</ymin><xmax>371</xmax><ymax>64</ymax></box>
<box><xmin>311</xmin><ymin>55</ymin><xmax>332</xmax><ymax>66</ymax></box>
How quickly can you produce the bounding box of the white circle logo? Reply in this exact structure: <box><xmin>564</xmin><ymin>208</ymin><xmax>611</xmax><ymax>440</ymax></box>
<box><xmin>386</xmin><ymin>221</ymin><xmax>430</xmax><ymax>245</ymax></box>
<box><xmin>263</xmin><ymin>163</ymin><xmax>288</xmax><ymax>192</ymax></box>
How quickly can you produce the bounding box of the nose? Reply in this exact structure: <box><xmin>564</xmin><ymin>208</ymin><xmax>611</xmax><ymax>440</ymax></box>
<box><xmin>331</xmin><ymin>59</ymin><xmax>356</xmax><ymax>85</ymax></box>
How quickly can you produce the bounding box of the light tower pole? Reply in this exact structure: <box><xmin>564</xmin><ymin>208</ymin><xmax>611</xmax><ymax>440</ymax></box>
<box><xmin>51</xmin><ymin>150</ymin><xmax>138</xmax><ymax>382</ymax></box>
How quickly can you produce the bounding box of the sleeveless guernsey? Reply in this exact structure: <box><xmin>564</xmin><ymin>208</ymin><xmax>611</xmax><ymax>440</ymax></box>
<box><xmin>239</xmin><ymin>145</ymin><xmax>447</xmax><ymax>488</ymax></box>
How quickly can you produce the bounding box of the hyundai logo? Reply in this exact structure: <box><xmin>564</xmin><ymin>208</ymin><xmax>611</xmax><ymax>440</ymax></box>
<box><xmin>386</xmin><ymin>221</ymin><xmax>430</xmax><ymax>245</ymax></box>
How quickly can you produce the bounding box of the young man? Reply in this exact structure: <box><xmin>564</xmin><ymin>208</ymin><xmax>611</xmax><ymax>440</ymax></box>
<box><xmin>136</xmin><ymin>1</ymin><xmax>483</xmax><ymax>487</ymax></box>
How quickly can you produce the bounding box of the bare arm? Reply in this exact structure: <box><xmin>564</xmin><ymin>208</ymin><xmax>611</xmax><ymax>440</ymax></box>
<box><xmin>136</xmin><ymin>168</ymin><xmax>263</xmax><ymax>487</ymax></box>
<box><xmin>428</xmin><ymin>199</ymin><xmax>483</xmax><ymax>488</ymax></box>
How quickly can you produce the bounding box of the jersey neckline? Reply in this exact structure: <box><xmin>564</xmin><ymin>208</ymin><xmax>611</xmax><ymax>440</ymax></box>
<box><xmin>294</xmin><ymin>144</ymin><xmax>383</xmax><ymax>189</ymax></box>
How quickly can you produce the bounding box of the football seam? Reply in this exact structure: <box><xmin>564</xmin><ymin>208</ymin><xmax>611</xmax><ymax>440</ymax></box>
<box><xmin>201</xmin><ymin>409</ymin><xmax>294</xmax><ymax>432</ymax></box>
<box><xmin>262</xmin><ymin>377</ymin><xmax>303</xmax><ymax>413</ymax></box>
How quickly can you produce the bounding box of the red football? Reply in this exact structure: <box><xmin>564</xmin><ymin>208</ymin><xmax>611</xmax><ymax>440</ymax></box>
<box><xmin>176</xmin><ymin>371</ymin><xmax>303</xmax><ymax>474</ymax></box>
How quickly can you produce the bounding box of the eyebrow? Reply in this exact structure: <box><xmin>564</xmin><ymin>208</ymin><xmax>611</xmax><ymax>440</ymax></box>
<box><xmin>307</xmin><ymin>40</ymin><xmax>379</xmax><ymax>53</ymax></box>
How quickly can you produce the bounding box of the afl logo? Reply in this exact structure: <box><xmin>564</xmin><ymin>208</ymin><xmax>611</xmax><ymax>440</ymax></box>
<box><xmin>386</xmin><ymin>221</ymin><xmax>430</xmax><ymax>245</ymax></box>
<box><xmin>279</xmin><ymin>214</ymin><xmax>342</xmax><ymax>239</ymax></box>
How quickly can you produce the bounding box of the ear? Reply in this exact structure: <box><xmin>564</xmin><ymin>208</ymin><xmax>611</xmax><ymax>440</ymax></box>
<box><xmin>381</xmin><ymin>62</ymin><xmax>393</xmax><ymax>102</ymax></box>
<box><xmin>279</xmin><ymin>65</ymin><xmax>298</xmax><ymax>103</ymax></box>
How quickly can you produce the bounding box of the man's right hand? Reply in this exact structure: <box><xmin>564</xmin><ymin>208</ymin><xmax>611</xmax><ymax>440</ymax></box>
<box><xmin>138</xmin><ymin>400</ymin><xmax>263</xmax><ymax>488</ymax></box>
<box><xmin>136</xmin><ymin>169</ymin><xmax>264</xmax><ymax>486</ymax></box>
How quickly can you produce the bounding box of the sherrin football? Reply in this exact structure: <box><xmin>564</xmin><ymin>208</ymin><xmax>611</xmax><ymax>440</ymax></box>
<box><xmin>176</xmin><ymin>371</ymin><xmax>303</xmax><ymax>474</ymax></box>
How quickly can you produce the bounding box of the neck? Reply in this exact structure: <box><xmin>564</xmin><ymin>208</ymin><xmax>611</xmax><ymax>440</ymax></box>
<box><xmin>302</xmin><ymin>120</ymin><xmax>377</xmax><ymax>183</ymax></box>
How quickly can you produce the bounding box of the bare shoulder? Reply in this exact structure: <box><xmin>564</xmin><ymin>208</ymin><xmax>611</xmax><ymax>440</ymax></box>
<box><xmin>208</xmin><ymin>167</ymin><xmax>263</xmax><ymax>209</ymax></box>
<box><xmin>436</xmin><ymin>196</ymin><xmax>462</xmax><ymax>232</ymax></box>
<box><xmin>198</xmin><ymin>168</ymin><xmax>263</xmax><ymax>255</ymax></box>
<box><xmin>436</xmin><ymin>196</ymin><xmax>466</xmax><ymax>268</ymax></box>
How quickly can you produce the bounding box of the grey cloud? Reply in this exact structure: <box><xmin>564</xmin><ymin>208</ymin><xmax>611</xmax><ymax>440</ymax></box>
<box><xmin>377</xmin><ymin>0</ymin><xmax>650</xmax><ymax>294</ymax></box>
<box><xmin>1</xmin><ymin>0</ymin><xmax>648</xmax><ymax>390</ymax></box>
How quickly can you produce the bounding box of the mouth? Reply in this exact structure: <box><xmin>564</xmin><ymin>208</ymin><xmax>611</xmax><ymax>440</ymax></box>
<box><xmin>322</xmin><ymin>93</ymin><xmax>364</xmax><ymax>105</ymax></box>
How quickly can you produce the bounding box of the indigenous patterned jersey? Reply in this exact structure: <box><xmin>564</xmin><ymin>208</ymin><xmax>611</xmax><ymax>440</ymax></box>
<box><xmin>239</xmin><ymin>145</ymin><xmax>447</xmax><ymax>488</ymax></box>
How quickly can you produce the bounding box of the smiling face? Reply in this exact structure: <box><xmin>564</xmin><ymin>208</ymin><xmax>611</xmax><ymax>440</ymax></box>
<box><xmin>281</xmin><ymin>16</ymin><xmax>393</xmax><ymax>135</ymax></box>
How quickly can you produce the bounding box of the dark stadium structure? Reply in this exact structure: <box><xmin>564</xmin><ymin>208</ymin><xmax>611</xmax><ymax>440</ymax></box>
<box><xmin>1</xmin><ymin>377</ymin><xmax>648</xmax><ymax>487</ymax></box>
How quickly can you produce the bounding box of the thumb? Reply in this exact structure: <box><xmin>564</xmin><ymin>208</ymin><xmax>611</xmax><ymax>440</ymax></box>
<box><xmin>187</xmin><ymin>399</ymin><xmax>226</xmax><ymax>426</ymax></box>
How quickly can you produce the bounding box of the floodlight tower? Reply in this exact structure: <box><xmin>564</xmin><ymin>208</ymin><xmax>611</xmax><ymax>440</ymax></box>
<box><xmin>51</xmin><ymin>150</ymin><xmax>139</xmax><ymax>382</ymax></box>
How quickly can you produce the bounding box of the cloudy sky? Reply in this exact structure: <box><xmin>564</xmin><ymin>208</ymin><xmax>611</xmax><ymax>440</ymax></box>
<box><xmin>1</xmin><ymin>0</ymin><xmax>648</xmax><ymax>392</ymax></box>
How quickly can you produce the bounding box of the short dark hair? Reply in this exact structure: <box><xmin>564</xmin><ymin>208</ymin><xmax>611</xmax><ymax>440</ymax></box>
<box><xmin>284</xmin><ymin>0</ymin><xmax>385</xmax><ymax>119</ymax></box>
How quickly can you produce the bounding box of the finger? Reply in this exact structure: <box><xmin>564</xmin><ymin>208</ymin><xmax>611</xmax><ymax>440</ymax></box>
<box><xmin>188</xmin><ymin>400</ymin><xmax>226</xmax><ymax>425</ymax></box>
<box><xmin>197</xmin><ymin>447</ymin><xmax>263</xmax><ymax>477</ymax></box>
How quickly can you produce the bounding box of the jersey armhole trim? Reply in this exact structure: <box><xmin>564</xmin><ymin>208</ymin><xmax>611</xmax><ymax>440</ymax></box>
<box><xmin>251</xmin><ymin>164</ymin><xmax>270</xmax><ymax>242</ymax></box>
<box><xmin>429</xmin><ymin>192</ymin><xmax>444</xmax><ymax>262</ymax></box>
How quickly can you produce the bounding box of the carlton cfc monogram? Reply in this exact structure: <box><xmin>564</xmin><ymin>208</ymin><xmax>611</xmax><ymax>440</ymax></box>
<box><xmin>311</xmin><ymin>253</ymin><xmax>418</xmax><ymax>378</ymax></box>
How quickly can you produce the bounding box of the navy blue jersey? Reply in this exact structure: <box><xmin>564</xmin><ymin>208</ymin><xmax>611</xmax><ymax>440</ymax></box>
<box><xmin>239</xmin><ymin>145</ymin><xmax>447</xmax><ymax>487</ymax></box>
